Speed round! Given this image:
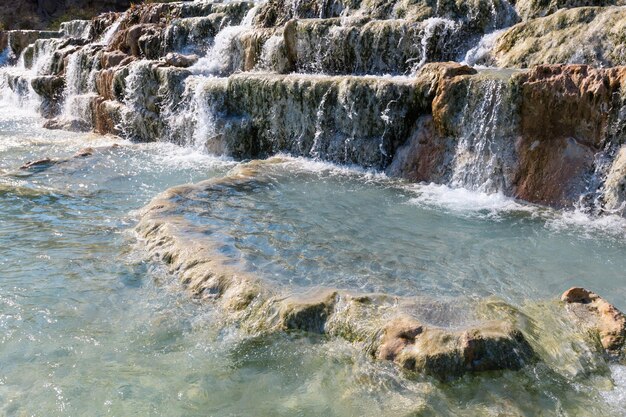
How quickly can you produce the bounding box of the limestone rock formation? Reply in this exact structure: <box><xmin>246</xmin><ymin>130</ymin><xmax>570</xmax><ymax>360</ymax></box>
<box><xmin>561</xmin><ymin>287</ymin><xmax>626</xmax><ymax>359</ymax></box>
<box><xmin>164</xmin><ymin>52</ymin><xmax>198</xmax><ymax>68</ymax></box>
<box><xmin>377</xmin><ymin>317</ymin><xmax>533</xmax><ymax>378</ymax></box>
<box><xmin>2</xmin><ymin>0</ymin><xmax>626</xmax><ymax>214</ymax></box>
<box><xmin>492</xmin><ymin>7</ymin><xmax>626</xmax><ymax>67</ymax></box>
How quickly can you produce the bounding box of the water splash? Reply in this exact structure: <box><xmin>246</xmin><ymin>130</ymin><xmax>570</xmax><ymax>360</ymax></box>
<box><xmin>449</xmin><ymin>78</ymin><xmax>517</xmax><ymax>193</ymax></box>
<box><xmin>409</xmin><ymin>18</ymin><xmax>457</xmax><ymax>72</ymax></box>
<box><xmin>192</xmin><ymin>5</ymin><xmax>259</xmax><ymax>76</ymax></box>
<box><xmin>462</xmin><ymin>29</ymin><xmax>504</xmax><ymax>67</ymax></box>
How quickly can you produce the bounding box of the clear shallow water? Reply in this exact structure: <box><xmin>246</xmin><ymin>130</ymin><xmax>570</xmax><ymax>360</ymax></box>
<box><xmin>181</xmin><ymin>159</ymin><xmax>626</xmax><ymax>310</ymax></box>
<box><xmin>0</xmin><ymin>105</ymin><xmax>625</xmax><ymax>416</ymax></box>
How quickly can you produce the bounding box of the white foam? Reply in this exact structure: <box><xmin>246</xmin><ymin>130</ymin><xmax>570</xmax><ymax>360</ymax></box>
<box><xmin>271</xmin><ymin>154</ymin><xmax>388</xmax><ymax>181</ymax></box>
<box><xmin>545</xmin><ymin>209</ymin><xmax>626</xmax><ymax>240</ymax></box>
<box><xmin>603</xmin><ymin>365</ymin><xmax>626</xmax><ymax>415</ymax></box>
<box><xmin>143</xmin><ymin>142</ymin><xmax>237</xmax><ymax>169</ymax></box>
<box><xmin>406</xmin><ymin>182</ymin><xmax>534</xmax><ymax>218</ymax></box>
<box><xmin>461</xmin><ymin>29</ymin><xmax>505</xmax><ymax>67</ymax></box>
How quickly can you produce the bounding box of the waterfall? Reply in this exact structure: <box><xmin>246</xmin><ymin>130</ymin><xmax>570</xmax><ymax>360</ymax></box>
<box><xmin>60</xmin><ymin>20</ymin><xmax>92</xmax><ymax>39</ymax></box>
<box><xmin>462</xmin><ymin>29</ymin><xmax>504</xmax><ymax>67</ymax></box>
<box><xmin>410</xmin><ymin>18</ymin><xmax>458</xmax><ymax>72</ymax></box>
<box><xmin>449</xmin><ymin>78</ymin><xmax>518</xmax><ymax>193</ymax></box>
<box><xmin>60</xmin><ymin>47</ymin><xmax>101</xmax><ymax>124</ymax></box>
<box><xmin>191</xmin><ymin>5</ymin><xmax>259</xmax><ymax>76</ymax></box>
<box><xmin>161</xmin><ymin>75</ymin><xmax>227</xmax><ymax>151</ymax></box>
<box><xmin>310</xmin><ymin>87</ymin><xmax>333</xmax><ymax>158</ymax></box>
<box><xmin>99</xmin><ymin>16</ymin><xmax>123</xmax><ymax>46</ymax></box>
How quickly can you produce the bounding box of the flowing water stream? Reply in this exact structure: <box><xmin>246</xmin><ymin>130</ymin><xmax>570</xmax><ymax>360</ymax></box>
<box><xmin>1</xmin><ymin>101</ymin><xmax>626</xmax><ymax>416</ymax></box>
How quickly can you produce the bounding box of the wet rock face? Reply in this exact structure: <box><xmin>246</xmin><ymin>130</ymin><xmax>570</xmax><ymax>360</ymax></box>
<box><xmin>31</xmin><ymin>75</ymin><xmax>65</xmax><ymax>117</ymax></box>
<box><xmin>561</xmin><ymin>287</ymin><xmax>626</xmax><ymax>358</ymax></box>
<box><xmin>492</xmin><ymin>7</ymin><xmax>626</xmax><ymax>67</ymax></box>
<box><xmin>7</xmin><ymin>29</ymin><xmax>61</xmax><ymax>59</ymax></box>
<box><xmin>209</xmin><ymin>73</ymin><xmax>428</xmax><ymax>167</ymax></box>
<box><xmin>164</xmin><ymin>52</ymin><xmax>198</xmax><ymax>68</ymax></box>
<box><xmin>0</xmin><ymin>32</ymin><xmax>8</xmax><ymax>52</ymax></box>
<box><xmin>514</xmin><ymin>65</ymin><xmax>626</xmax><ymax>206</ymax></box>
<box><xmin>376</xmin><ymin>316</ymin><xmax>534</xmax><ymax>379</ymax></box>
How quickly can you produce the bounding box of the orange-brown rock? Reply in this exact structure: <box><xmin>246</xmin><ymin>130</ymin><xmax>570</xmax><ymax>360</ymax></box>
<box><xmin>514</xmin><ymin>65</ymin><xmax>626</xmax><ymax>206</ymax></box>
<box><xmin>376</xmin><ymin>316</ymin><xmax>534</xmax><ymax>380</ymax></box>
<box><xmin>387</xmin><ymin>63</ymin><xmax>476</xmax><ymax>182</ymax></box>
<box><xmin>73</xmin><ymin>147</ymin><xmax>95</xmax><ymax>158</ymax></box>
<box><xmin>419</xmin><ymin>61</ymin><xmax>478</xmax><ymax>104</ymax></box>
<box><xmin>100</xmin><ymin>51</ymin><xmax>131</xmax><ymax>69</ymax></box>
<box><xmin>20</xmin><ymin>157</ymin><xmax>55</xmax><ymax>170</ymax></box>
<box><xmin>561</xmin><ymin>287</ymin><xmax>626</xmax><ymax>358</ymax></box>
<box><xmin>386</xmin><ymin>115</ymin><xmax>450</xmax><ymax>183</ymax></box>
<box><xmin>91</xmin><ymin>97</ymin><xmax>124</xmax><ymax>135</ymax></box>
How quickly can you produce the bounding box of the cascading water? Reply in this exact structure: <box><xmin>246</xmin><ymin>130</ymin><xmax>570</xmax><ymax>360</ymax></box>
<box><xmin>410</xmin><ymin>18</ymin><xmax>458</xmax><ymax>72</ymax></box>
<box><xmin>461</xmin><ymin>29</ymin><xmax>505</xmax><ymax>67</ymax></box>
<box><xmin>2</xmin><ymin>0</ymin><xmax>626</xmax><ymax>415</ymax></box>
<box><xmin>191</xmin><ymin>5</ymin><xmax>260</xmax><ymax>76</ymax></box>
<box><xmin>448</xmin><ymin>77</ymin><xmax>518</xmax><ymax>193</ymax></box>
<box><xmin>98</xmin><ymin>15</ymin><xmax>123</xmax><ymax>46</ymax></box>
<box><xmin>61</xmin><ymin>46</ymin><xmax>102</xmax><ymax>124</ymax></box>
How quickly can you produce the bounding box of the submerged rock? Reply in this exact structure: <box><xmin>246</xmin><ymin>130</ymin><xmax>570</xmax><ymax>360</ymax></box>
<box><xmin>19</xmin><ymin>157</ymin><xmax>56</xmax><ymax>170</ymax></box>
<box><xmin>377</xmin><ymin>317</ymin><xmax>534</xmax><ymax>379</ymax></box>
<box><xmin>561</xmin><ymin>287</ymin><xmax>626</xmax><ymax>359</ymax></box>
<box><xmin>44</xmin><ymin>117</ymin><xmax>92</xmax><ymax>132</ymax></box>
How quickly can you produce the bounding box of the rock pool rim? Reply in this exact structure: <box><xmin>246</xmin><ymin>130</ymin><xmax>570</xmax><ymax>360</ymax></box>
<box><xmin>136</xmin><ymin>157</ymin><xmax>626</xmax><ymax>380</ymax></box>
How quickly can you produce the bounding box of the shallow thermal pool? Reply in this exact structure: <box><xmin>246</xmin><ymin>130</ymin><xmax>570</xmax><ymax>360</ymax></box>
<box><xmin>0</xmin><ymin>103</ymin><xmax>625</xmax><ymax>416</ymax></box>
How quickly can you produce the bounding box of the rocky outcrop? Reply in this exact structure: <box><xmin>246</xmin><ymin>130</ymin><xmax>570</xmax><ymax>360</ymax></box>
<box><xmin>164</xmin><ymin>52</ymin><xmax>198</xmax><ymax>68</ymax></box>
<box><xmin>376</xmin><ymin>316</ymin><xmax>533</xmax><ymax>377</ymax></box>
<box><xmin>31</xmin><ymin>75</ymin><xmax>65</xmax><ymax>117</ymax></box>
<box><xmin>491</xmin><ymin>7</ymin><xmax>626</xmax><ymax>68</ymax></box>
<box><xmin>389</xmin><ymin>64</ymin><xmax>626</xmax><ymax>207</ymax></box>
<box><xmin>6</xmin><ymin>29</ymin><xmax>61</xmax><ymax>59</ymax></box>
<box><xmin>513</xmin><ymin>0</ymin><xmax>625</xmax><ymax>20</ymax></box>
<box><xmin>561</xmin><ymin>287</ymin><xmax>626</xmax><ymax>359</ymax></box>
<box><xmin>134</xmin><ymin>158</ymin><xmax>626</xmax><ymax>381</ymax></box>
<box><xmin>514</xmin><ymin>65</ymin><xmax>626</xmax><ymax>206</ymax></box>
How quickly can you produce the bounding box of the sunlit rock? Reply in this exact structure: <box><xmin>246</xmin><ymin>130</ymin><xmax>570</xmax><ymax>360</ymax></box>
<box><xmin>492</xmin><ymin>7</ymin><xmax>626</xmax><ymax>67</ymax></box>
<box><xmin>562</xmin><ymin>287</ymin><xmax>626</xmax><ymax>359</ymax></box>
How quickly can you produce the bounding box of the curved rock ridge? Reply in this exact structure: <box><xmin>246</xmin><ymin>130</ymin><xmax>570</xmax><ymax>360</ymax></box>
<box><xmin>135</xmin><ymin>158</ymin><xmax>626</xmax><ymax>380</ymax></box>
<box><xmin>136</xmin><ymin>158</ymin><xmax>535</xmax><ymax>379</ymax></box>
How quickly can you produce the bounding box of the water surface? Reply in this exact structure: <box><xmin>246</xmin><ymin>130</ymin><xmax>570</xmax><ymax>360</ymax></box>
<box><xmin>0</xmin><ymin>105</ymin><xmax>625</xmax><ymax>416</ymax></box>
